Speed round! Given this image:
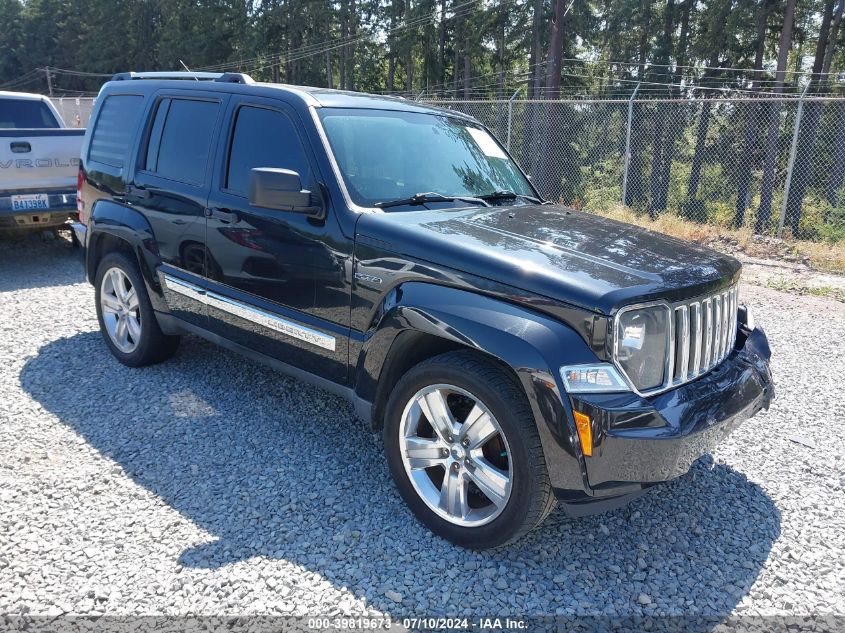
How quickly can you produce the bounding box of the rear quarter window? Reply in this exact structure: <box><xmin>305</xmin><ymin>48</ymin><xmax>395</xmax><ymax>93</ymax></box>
<box><xmin>88</xmin><ymin>95</ymin><xmax>145</xmax><ymax>168</ymax></box>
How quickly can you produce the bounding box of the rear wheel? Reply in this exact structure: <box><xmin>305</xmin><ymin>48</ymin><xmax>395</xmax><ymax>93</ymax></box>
<box><xmin>95</xmin><ymin>252</ymin><xmax>180</xmax><ymax>367</ymax></box>
<box><xmin>384</xmin><ymin>351</ymin><xmax>555</xmax><ymax>549</ymax></box>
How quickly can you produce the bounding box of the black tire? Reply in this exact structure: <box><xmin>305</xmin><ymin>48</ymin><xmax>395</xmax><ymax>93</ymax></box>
<box><xmin>94</xmin><ymin>251</ymin><xmax>180</xmax><ymax>367</ymax></box>
<box><xmin>384</xmin><ymin>350</ymin><xmax>556</xmax><ymax>549</ymax></box>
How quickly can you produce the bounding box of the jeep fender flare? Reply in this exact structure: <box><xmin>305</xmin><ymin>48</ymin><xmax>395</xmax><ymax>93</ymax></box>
<box><xmin>356</xmin><ymin>282</ymin><xmax>599</xmax><ymax>493</ymax></box>
<box><xmin>86</xmin><ymin>200</ymin><xmax>168</xmax><ymax>312</ymax></box>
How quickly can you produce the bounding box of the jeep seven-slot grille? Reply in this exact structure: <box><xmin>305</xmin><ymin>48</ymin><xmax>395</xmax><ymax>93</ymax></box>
<box><xmin>670</xmin><ymin>286</ymin><xmax>739</xmax><ymax>387</ymax></box>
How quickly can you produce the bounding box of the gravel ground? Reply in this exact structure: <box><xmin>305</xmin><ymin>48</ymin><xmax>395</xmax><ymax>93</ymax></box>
<box><xmin>0</xmin><ymin>235</ymin><xmax>843</xmax><ymax>623</ymax></box>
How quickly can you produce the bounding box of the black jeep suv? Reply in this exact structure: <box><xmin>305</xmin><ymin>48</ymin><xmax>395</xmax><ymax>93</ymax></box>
<box><xmin>72</xmin><ymin>72</ymin><xmax>774</xmax><ymax>549</ymax></box>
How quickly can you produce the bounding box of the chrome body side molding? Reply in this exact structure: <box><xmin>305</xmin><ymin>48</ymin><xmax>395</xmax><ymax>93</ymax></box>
<box><xmin>161</xmin><ymin>273</ymin><xmax>336</xmax><ymax>352</ymax></box>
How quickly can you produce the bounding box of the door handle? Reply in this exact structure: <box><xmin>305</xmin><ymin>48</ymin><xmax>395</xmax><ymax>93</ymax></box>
<box><xmin>127</xmin><ymin>184</ymin><xmax>150</xmax><ymax>199</ymax></box>
<box><xmin>205</xmin><ymin>207</ymin><xmax>239</xmax><ymax>223</ymax></box>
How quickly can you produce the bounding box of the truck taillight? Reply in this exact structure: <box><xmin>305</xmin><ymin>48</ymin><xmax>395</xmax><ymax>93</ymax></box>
<box><xmin>77</xmin><ymin>167</ymin><xmax>86</xmax><ymax>223</ymax></box>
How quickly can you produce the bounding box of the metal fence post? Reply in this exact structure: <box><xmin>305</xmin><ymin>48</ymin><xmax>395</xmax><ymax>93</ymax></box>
<box><xmin>506</xmin><ymin>88</ymin><xmax>521</xmax><ymax>150</ymax></box>
<box><xmin>778</xmin><ymin>81</ymin><xmax>811</xmax><ymax>238</ymax></box>
<box><xmin>621</xmin><ymin>83</ymin><xmax>641</xmax><ymax>206</ymax></box>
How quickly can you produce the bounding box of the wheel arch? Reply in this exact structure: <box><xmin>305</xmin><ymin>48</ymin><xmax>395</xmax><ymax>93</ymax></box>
<box><xmin>368</xmin><ymin>330</ymin><xmax>502</xmax><ymax>430</ymax></box>
<box><xmin>86</xmin><ymin>201</ymin><xmax>167</xmax><ymax>312</ymax></box>
<box><xmin>355</xmin><ymin>282</ymin><xmax>601</xmax><ymax>493</ymax></box>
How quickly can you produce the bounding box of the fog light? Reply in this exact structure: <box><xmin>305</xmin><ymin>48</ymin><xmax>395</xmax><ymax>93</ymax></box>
<box><xmin>573</xmin><ymin>411</ymin><xmax>592</xmax><ymax>457</ymax></box>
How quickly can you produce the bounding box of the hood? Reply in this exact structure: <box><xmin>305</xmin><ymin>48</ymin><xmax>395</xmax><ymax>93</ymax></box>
<box><xmin>355</xmin><ymin>204</ymin><xmax>741</xmax><ymax>314</ymax></box>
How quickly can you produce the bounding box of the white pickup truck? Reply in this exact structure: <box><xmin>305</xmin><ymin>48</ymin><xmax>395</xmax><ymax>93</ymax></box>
<box><xmin>1</xmin><ymin>91</ymin><xmax>85</xmax><ymax>232</ymax></box>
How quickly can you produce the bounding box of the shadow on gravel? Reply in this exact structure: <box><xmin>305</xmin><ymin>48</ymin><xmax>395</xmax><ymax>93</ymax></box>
<box><xmin>0</xmin><ymin>232</ymin><xmax>83</xmax><ymax>292</ymax></box>
<box><xmin>21</xmin><ymin>332</ymin><xmax>781</xmax><ymax>618</ymax></box>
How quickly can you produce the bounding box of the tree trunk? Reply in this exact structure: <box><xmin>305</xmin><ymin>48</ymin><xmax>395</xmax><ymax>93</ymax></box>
<box><xmin>648</xmin><ymin>110</ymin><xmax>667</xmax><ymax>218</ymax></box>
<box><xmin>535</xmin><ymin>0</ymin><xmax>569</xmax><ymax>201</ymax></box>
<box><xmin>653</xmin><ymin>0</ymin><xmax>691</xmax><ymax>214</ymax></box>
<box><xmin>544</xmin><ymin>0</ymin><xmax>567</xmax><ymax>99</ymax></box>
<box><xmin>647</xmin><ymin>0</ymin><xmax>675</xmax><ymax>219</ymax></box>
<box><xmin>683</xmin><ymin>43</ymin><xmax>724</xmax><ymax>213</ymax></box>
<box><xmin>497</xmin><ymin>16</ymin><xmax>505</xmax><ymax>99</ymax></box>
<box><xmin>438</xmin><ymin>0</ymin><xmax>446</xmax><ymax>96</ymax></box>
<box><xmin>348</xmin><ymin>0</ymin><xmax>357</xmax><ymax>91</ymax></box>
<box><xmin>827</xmin><ymin>102</ymin><xmax>845</xmax><ymax>205</ymax></box>
<box><xmin>325</xmin><ymin>51</ymin><xmax>333</xmax><ymax>88</ymax></box>
<box><xmin>735</xmin><ymin>0</ymin><xmax>769</xmax><ymax>228</ymax></box>
<box><xmin>824</xmin><ymin>0</ymin><xmax>845</xmax><ymax>206</ymax></box>
<box><xmin>784</xmin><ymin>0</ymin><xmax>835</xmax><ymax>235</ymax></box>
<box><xmin>755</xmin><ymin>0</ymin><xmax>797</xmax><ymax>234</ymax></box>
<box><xmin>463</xmin><ymin>50</ymin><xmax>470</xmax><ymax>98</ymax></box>
<box><xmin>405</xmin><ymin>0</ymin><xmax>414</xmax><ymax>93</ymax></box>
<box><xmin>823</xmin><ymin>0</ymin><xmax>845</xmax><ymax>74</ymax></box>
<box><xmin>340</xmin><ymin>0</ymin><xmax>348</xmax><ymax>89</ymax></box>
<box><xmin>524</xmin><ymin>0</ymin><xmax>544</xmax><ymax>175</ymax></box>
<box><xmin>687</xmin><ymin>101</ymin><xmax>711</xmax><ymax>204</ymax></box>
<box><xmin>528</xmin><ymin>0</ymin><xmax>543</xmax><ymax>99</ymax></box>
<box><xmin>453</xmin><ymin>29</ymin><xmax>460</xmax><ymax>97</ymax></box>
<box><xmin>625</xmin><ymin>1</ymin><xmax>652</xmax><ymax>206</ymax></box>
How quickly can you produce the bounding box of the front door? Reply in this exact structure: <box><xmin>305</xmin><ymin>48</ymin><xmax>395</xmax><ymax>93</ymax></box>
<box><xmin>204</xmin><ymin>97</ymin><xmax>350</xmax><ymax>383</ymax></box>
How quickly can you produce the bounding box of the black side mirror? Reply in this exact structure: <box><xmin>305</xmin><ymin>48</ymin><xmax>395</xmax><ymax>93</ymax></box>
<box><xmin>249</xmin><ymin>168</ymin><xmax>323</xmax><ymax>217</ymax></box>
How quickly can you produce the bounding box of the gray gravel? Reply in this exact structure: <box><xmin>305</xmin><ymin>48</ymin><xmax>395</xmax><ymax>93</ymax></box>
<box><xmin>1</xmin><ymin>235</ymin><xmax>843</xmax><ymax>620</ymax></box>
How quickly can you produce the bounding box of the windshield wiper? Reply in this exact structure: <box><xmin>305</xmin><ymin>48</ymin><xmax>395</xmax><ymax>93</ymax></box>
<box><xmin>478</xmin><ymin>189</ymin><xmax>544</xmax><ymax>204</ymax></box>
<box><xmin>375</xmin><ymin>192</ymin><xmax>489</xmax><ymax>209</ymax></box>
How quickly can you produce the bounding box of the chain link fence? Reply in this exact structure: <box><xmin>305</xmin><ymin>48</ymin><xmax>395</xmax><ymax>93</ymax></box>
<box><xmin>49</xmin><ymin>97</ymin><xmax>96</xmax><ymax>128</ymax></box>
<box><xmin>424</xmin><ymin>96</ymin><xmax>845</xmax><ymax>244</ymax></box>
<box><xmin>44</xmin><ymin>94</ymin><xmax>845</xmax><ymax>243</ymax></box>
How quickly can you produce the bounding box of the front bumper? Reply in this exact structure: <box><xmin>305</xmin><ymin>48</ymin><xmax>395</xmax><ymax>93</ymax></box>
<box><xmin>567</xmin><ymin>325</ymin><xmax>773</xmax><ymax>499</ymax></box>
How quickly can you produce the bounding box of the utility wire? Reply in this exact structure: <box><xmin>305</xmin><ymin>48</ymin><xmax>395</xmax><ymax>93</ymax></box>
<box><xmin>199</xmin><ymin>0</ymin><xmax>480</xmax><ymax>73</ymax></box>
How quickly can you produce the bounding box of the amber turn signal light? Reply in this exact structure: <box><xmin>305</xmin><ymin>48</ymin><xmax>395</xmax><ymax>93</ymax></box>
<box><xmin>573</xmin><ymin>411</ymin><xmax>593</xmax><ymax>457</ymax></box>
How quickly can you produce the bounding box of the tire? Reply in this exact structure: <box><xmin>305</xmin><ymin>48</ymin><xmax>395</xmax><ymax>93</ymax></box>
<box><xmin>94</xmin><ymin>251</ymin><xmax>180</xmax><ymax>367</ymax></box>
<box><xmin>384</xmin><ymin>350</ymin><xmax>556</xmax><ymax>549</ymax></box>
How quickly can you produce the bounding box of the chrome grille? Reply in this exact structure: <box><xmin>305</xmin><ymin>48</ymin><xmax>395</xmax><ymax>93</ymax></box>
<box><xmin>613</xmin><ymin>284</ymin><xmax>740</xmax><ymax>396</ymax></box>
<box><xmin>671</xmin><ymin>286</ymin><xmax>739</xmax><ymax>386</ymax></box>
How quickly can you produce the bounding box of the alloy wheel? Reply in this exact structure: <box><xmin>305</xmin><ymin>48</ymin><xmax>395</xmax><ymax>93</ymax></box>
<box><xmin>100</xmin><ymin>267</ymin><xmax>142</xmax><ymax>354</ymax></box>
<box><xmin>398</xmin><ymin>384</ymin><xmax>513</xmax><ymax>527</ymax></box>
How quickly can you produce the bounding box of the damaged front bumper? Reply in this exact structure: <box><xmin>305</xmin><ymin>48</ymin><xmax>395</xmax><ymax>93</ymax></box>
<box><xmin>559</xmin><ymin>323</ymin><xmax>774</xmax><ymax>515</ymax></box>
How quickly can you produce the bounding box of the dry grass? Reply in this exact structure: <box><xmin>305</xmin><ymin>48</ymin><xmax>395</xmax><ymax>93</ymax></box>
<box><xmin>590</xmin><ymin>205</ymin><xmax>845</xmax><ymax>275</ymax></box>
<box><xmin>764</xmin><ymin>276</ymin><xmax>845</xmax><ymax>303</ymax></box>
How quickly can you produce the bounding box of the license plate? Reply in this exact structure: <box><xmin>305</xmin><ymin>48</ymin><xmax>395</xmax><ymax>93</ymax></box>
<box><xmin>12</xmin><ymin>194</ymin><xmax>50</xmax><ymax>211</ymax></box>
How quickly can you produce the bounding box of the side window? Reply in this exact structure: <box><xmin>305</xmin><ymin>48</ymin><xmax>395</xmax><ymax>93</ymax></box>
<box><xmin>145</xmin><ymin>98</ymin><xmax>219</xmax><ymax>186</ymax></box>
<box><xmin>88</xmin><ymin>95</ymin><xmax>144</xmax><ymax>168</ymax></box>
<box><xmin>226</xmin><ymin>106</ymin><xmax>311</xmax><ymax>196</ymax></box>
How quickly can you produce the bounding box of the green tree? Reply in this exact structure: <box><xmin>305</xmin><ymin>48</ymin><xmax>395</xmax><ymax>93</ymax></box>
<box><xmin>0</xmin><ymin>0</ymin><xmax>24</xmax><ymax>86</ymax></box>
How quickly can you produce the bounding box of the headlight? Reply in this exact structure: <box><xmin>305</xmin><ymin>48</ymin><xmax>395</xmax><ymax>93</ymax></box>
<box><xmin>560</xmin><ymin>364</ymin><xmax>629</xmax><ymax>393</ymax></box>
<box><xmin>615</xmin><ymin>305</ymin><xmax>670</xmax><ymax>392</ymax></box>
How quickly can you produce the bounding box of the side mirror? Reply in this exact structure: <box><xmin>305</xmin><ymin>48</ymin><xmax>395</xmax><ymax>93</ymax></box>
<box><xmin>249</xmin><ymin>168</ymin><xmax>323</xmax><ymax>217</ymax></box>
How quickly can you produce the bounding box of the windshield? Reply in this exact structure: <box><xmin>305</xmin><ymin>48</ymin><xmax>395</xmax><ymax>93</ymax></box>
<box><xmin>318</xmin><ymin>107</ymin><xmax>536</xmax><ymax>209</ymax></box>
<box><xmin>0</xmin><ymin>99</ymin><xmax>60</xmax><ymax>129</ymax></box>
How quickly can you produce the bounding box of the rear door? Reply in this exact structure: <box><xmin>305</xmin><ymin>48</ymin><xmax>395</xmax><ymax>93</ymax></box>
<box><xmin>204</xmin><ymin>96</ymin><xmax>351</xmax><ymax>383</ymax></box>
<box><xmin>128</xmin><ymin>91</ymin><xmax>227</xmax><ymax>328</ymax></box>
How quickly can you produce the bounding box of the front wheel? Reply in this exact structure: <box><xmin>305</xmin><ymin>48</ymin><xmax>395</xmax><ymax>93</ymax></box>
<box><xmin>384</xmin><ymin>351</ymin><xmax>555</xmax><ymax>549</ymax></box>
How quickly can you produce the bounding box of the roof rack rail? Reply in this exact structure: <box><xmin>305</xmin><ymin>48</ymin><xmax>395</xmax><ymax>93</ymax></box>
<box><xmin>111</xmin><ymin>71</ymin><xmax>225</xmax><ymax>82</ymax></box>
<box><xmin>215</xmin><ymin>73</ymin><xmax>254</xmax><ymax>84</ymax></box>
